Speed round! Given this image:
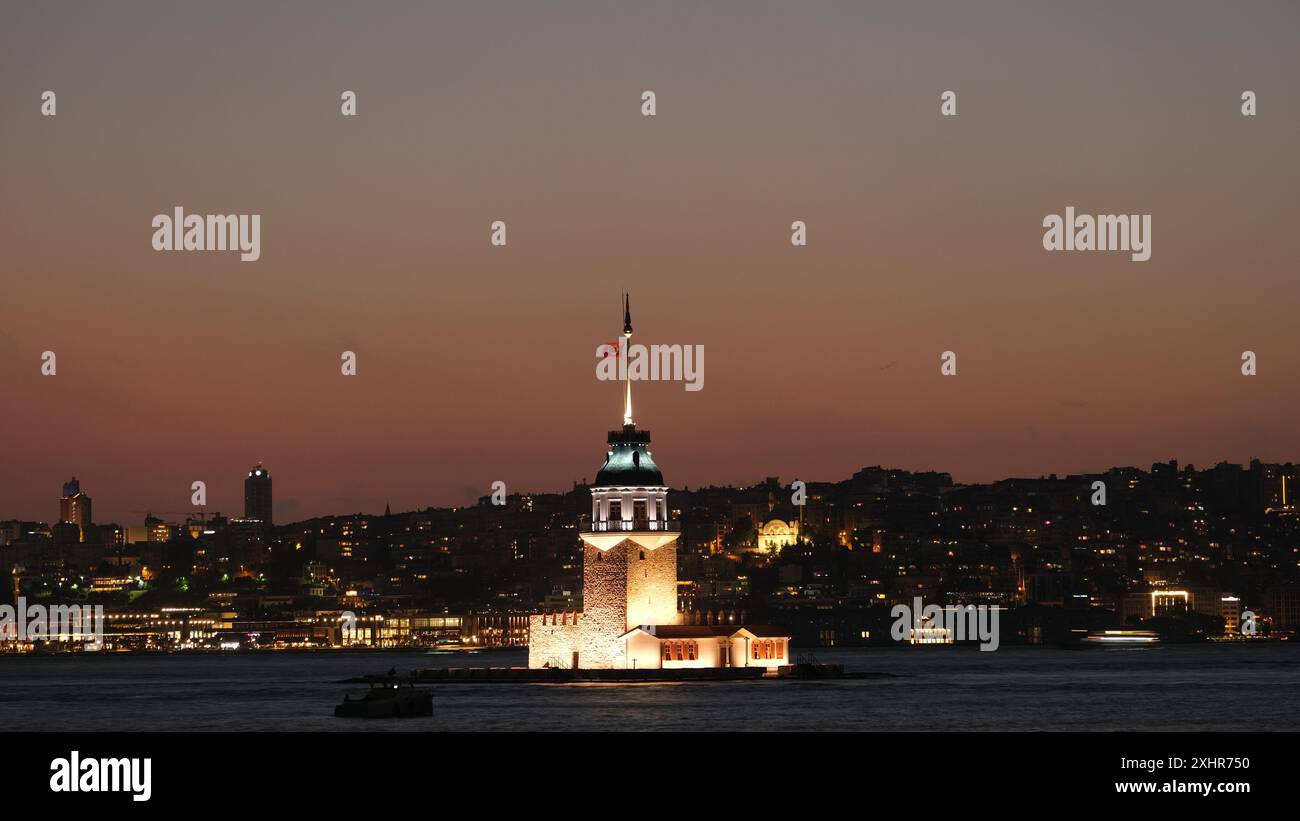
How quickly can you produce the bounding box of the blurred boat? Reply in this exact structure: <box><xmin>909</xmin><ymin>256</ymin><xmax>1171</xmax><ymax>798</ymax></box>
<box><xmin>1078</xmin><ymin>630</ymin><xmax>1160</xmax><ymax>646</ymax></box>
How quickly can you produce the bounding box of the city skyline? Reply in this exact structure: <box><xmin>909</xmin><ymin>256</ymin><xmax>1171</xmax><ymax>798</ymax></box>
<box><xmin>7</xmin><ymin>451</ymin><xmax>1297</xmax><ymax>529</ymax></box>
<box><xmin>5</xmin><ymin>439</ymin><xmax>1295</xmax><ymax>655</ymax></box>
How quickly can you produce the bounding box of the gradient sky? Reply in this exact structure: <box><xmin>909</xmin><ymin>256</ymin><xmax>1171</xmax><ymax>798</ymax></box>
<box><xmin>2</xmin><ymin>1</ymin><xmax>1299</xmax><ymax>524</ymax></box>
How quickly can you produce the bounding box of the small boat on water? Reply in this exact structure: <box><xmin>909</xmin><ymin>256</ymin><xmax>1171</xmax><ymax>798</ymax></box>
<box><xmin>334</xmin><ymin>678</ymin><xmax>433</xmax><ymax>718</ymax></box>
<box><xmin>1078</xmin><ymin>629</ymin><xmax>1160</xmax><ymax>647</ymax></box>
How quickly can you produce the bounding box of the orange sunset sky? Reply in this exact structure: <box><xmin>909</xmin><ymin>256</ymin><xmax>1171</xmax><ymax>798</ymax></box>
<box><xmin>2</xmin><ymin>1</ymin><xmax>1298</xmax><ymax>523</ymax></box>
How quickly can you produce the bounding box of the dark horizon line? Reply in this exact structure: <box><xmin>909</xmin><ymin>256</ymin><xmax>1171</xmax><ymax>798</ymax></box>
<box><xmin>15</xmin><ymin>454</ymin><xmax>1297</xmax><ymax>528</ymax></box>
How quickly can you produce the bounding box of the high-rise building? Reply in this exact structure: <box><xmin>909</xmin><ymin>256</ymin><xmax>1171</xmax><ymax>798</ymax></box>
<box><xmin>244</xmin><ymin>464</ymin><xmax>273</xmax><ymax>525</ymax></box>
<box><xmin>1221</xmin><ymin>595</ymin><xmax>1242</xmax><ymax>635</ymax></box>
<box><xmin>528</xmin><ymin>298</ymin><xmax>789</xmax><ymax>670</ymax></box>
<box><xmin>59</xmin><ymin>476</ymin><xmax>92</xmax><ymax>541</ymax></box>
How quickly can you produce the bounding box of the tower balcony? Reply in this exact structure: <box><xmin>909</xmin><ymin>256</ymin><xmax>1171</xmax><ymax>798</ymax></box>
<box><xmin>607</xmin><ymin>426</ymin><xmax>652</xmax><ymax>444</ymax></box>
<box><xmin>579</xmin><ymin>516</ymin><xmax>681</xmax><ymax>552</ymax></box>
<box><xmin>580</xmin><ymin>516</ymin><xmax>680</xmax><ymax>534</ymax></box>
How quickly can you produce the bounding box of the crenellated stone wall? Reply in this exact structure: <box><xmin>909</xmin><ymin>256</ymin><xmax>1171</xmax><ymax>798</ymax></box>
<box><xmin>528</xmin><ymin>613</ymin><xmax>582</xmax><ymax>668</ymax></box>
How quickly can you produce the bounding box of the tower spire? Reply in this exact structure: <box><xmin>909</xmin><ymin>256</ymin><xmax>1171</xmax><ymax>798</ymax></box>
<box><xmin>622</xmin><ymin>293</ymin><xmax>633</xmax><ymax>427</ymax></box>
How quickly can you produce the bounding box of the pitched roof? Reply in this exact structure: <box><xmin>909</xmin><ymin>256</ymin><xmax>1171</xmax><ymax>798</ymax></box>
<box><xmin>643</xmin><ymin>625</ymin><xmax>737</xmax><ymax>638</ymax></box>
<box><xmin>736</xmin><ymin>625</ymin><xmax>789</xmax><ymax>638</ymax></box>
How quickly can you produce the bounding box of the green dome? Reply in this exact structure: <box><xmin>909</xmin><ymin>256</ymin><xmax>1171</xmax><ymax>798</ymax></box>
<box><xmin>595</xmin><ymin>426</ymin><xmax>664</xmax><ymax>486</ymax></box>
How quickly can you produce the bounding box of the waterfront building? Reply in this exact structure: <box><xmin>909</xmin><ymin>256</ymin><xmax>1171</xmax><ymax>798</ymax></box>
<box><xmin>1221</xmin><ymin>595</ymin><xmax>1241</xmax><ymax>634</ymax></box>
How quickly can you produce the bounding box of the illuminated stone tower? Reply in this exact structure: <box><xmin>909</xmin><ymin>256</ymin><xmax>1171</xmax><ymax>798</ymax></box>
<box><xmin>529</xmin><ymin>296</ymin><xmax>682</xmax><ymax>669</ymax></box>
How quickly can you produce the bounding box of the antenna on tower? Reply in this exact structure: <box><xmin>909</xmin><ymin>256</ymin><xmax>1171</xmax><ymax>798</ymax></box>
<box><xmin>621</xmin><ymin>293</ymin><xmax>634</xmax><ymax>427</ymax></box>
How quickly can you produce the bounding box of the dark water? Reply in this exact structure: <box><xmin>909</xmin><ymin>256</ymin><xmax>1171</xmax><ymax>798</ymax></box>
<box><xmin>1</xmin><ymin>643</ymin><xmax>1296</xmax><ymax>731</ymax></box>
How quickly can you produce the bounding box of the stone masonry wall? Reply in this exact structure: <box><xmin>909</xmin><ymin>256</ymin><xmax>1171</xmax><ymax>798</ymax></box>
<box><xmin>578</xmin><ymin>540</ymin><xmax>631</xmax><ymax>668</ymax></box>
<box><xmin>528</xmin><ymin>614</ymin><xmax>581</xmax><ymax>669</ymax></box>
<box><xmin>625</xmin><ymin>538</ymin><xmax>679</xmax><ymax>628</ymax></box>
